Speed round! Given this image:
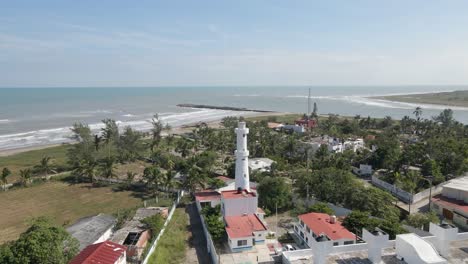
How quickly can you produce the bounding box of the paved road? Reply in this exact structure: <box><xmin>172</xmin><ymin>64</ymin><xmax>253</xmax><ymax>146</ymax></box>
<box><xmin>185</xmin><ymin>203</ymin><xmax>212</xmax><ymax>264</ymax></box>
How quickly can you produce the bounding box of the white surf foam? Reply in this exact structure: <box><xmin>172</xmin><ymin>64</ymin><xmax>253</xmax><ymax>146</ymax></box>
<box><xmin>0</xmin><ymin>109</ymin><xmax>257</xmax><ymax>151</ymax></box>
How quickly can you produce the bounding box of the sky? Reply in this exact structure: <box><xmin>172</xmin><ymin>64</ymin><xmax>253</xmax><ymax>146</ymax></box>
<box><xmin>1</xmin><ymin>0</ymin><xmax>468</xmax><ymax>87</ymax></box>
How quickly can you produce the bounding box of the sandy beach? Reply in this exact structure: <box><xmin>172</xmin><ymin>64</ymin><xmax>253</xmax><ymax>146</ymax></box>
<box><xmin>0</xmin><ymin>111</ymin><xmax>289</xmax><ymax>157</ymax></box>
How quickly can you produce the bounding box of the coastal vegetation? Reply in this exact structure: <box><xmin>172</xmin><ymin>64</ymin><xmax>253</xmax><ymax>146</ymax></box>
<box><xmin>1</xmin><ymin>104</ymin><xmax>467</xmax><ymax>262</ymax></box>
<box><xmin>373</xmin><ymin>90</ymin><xmax>468</xmax><ymax>107</ymax></box>
<box><xmin>0</xmin><ymin>217</ymin><xmax>79</xmax><ymax>264</ymax></box>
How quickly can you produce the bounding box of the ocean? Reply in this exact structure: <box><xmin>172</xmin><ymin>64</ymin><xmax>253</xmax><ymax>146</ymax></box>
<box><xmin>0</xmin><ymin>86</ymin><xmax>467</xmax><ymax>151</ymax></box>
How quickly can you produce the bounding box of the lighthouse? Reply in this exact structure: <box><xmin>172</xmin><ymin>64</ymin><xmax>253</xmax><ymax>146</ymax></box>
<box><xmin>234</xmin><ymin>121</ymin><xmax>250</xmax><ymax>191</ymax></box>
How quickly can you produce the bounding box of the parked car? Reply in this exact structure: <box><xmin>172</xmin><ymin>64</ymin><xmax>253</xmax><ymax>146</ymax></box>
<box><xmin>283</xmin><ymin>244</ymin><xmax>297</xmax><ymax>251</ymax></box>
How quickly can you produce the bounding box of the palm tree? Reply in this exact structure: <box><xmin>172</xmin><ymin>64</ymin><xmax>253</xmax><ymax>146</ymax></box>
<box><xmin>184</xmin><ymin>165</ymin><xmax>207</xmax><ymax>192</ymax></box>
<box><xmin>150</xmin><ymin>114</ymin><xmax>164</xmax><ymax>153</ymax></box>
<box><xmin>125</xmin><ymin>171</ymin><xmax>137</xmax><ymax>190</ymax></box>
<box><xmin>164</xmin><ymin>169</ymin><xmax>177</xmax><ymax>197</ymax></box>
<box><xmin>1</xmin><ymin>168</ymin><xmax>11</xmax><ymax>191</ymax></box>
<box><xmin>19</xmin><ymin>169</ymin><xmax>32</xmax><ymax>187</ymax></box>
<box><xmin>84</xmin><ymin>159</ymin><xmax>98</xmax><ymax>183</ymax></box>
<box><xmin>98</xmin><ymin>157</ymin><xmax>117</xmax><ymax>183</ymax></box>
<box><xmin>36</xmin><ymin>156</ymin><xmax>55</xmax><ymax>180</ymax></box>
<box><xmin>101</xmin><ymin>119</ymin><xmax>119</xmax><ymax>158</ymax></box>
<box><xmin>143</xmin><ymin>166</ymin><xmax>163</xmax><ymax>201</ymax></box>
<box><xmin>413</xmin><ymin>107</ymin><xmax>423</xmax><ymax>121</ymax></box>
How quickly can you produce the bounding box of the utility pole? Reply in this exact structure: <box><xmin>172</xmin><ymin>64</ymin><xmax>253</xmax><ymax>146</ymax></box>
<box><xmin>276</xmin><ymin>202</ymin><xmax>278</xmax><ymax>237</ymax></box>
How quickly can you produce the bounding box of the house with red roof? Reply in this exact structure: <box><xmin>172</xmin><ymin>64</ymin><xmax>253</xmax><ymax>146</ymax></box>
<box><xmin>69</xmin><ymin>240</ymin><xmax>127</xmax><ymax>264</ymax></box>
<box><xmin>294</xmin><ymin>212</ymin><xmax>356</xmax><ymax>247</ymax></box>
<box><xmin>225</xmin><ymin>214</ymin><xmax>268</xmax><ymax>251</ymax></box>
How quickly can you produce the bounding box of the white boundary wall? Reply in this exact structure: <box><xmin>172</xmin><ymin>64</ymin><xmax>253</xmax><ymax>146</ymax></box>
<box><xmin>142</xmin><ymin>190</ymin><xmax>184</xmax><ymax>264</ymax></box>
<box><xmin>372</xmin><ymin>175</ymin><xmax>444</xmax><ymax>204</ymax></box>
<box><xmin>282</xmin><ymin>233</ymin><xmax>468</xmax><ymax>263</ymax></box>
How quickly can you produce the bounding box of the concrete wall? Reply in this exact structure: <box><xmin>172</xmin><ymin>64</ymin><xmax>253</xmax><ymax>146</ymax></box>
<box><xmin>222</xmin><ymin>196</ymin><xmax>257</xmax><ymax>216</ymax></box>
<box><xmin>199</xmin><ymin>210</ymin><xmax>220</xmax><ymax>264</ymax></box>
<box><xmin>94</xmin><ymin>227</ymin><xmax>113</xmax><ymax>245</ymax></box>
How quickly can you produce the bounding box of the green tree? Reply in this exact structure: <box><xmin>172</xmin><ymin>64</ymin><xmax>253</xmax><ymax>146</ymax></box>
<box><xmin>141</xmin><ymin>214</ymin><xmax>165</xmax><ymax>239</ymax></box>
<box><xmin>150</xmin><ymin>114</ymin><xmax>164</xmax><ymax>153</ymax></box>
<box><xmin>4</xmin><ymin>217</ymin><xmax>79</xmax><ymax>264</ymax></box>
<box><xmin>403</xmin><ymin>212</ymin><xmax>439</xmax><ymax>230</ymax></box>
<box><xmin>308</xmin><ymin>202</ymin><xmax>334</xmax><ymax>215</ymax></box>
<box><xmin>205</xmin><ymin>214</ymin><xmax>225</xmax><ymax>242</ymax></box>
<box><xmin>143</xmin><ymin>166</ymin><xmax>163</xmax><ymax>198</ymax></box>
<box><xmin>101</xmin><ymin>119</ymin><xmax>119</xmax><ymax>158</ymax></box>
<box><xmin>1</xmin><ymin>167</ymin><xmax>11</xmax><ymax>191</ymax></box>
<box><xmin>117</xmin><ymin>126</ymin><xmax>144</xmax><ymax>162</ymax></box>
<box><xmin>257</xmin><ymin>176</ymin><xmax>291</xmax><ymax>212</ymax></box>
<box><xmin>98</xmin><ymin>157</ymin><xmax>117</xmax><ymax>183</ymax></box>
<box><xmin>413</xmin><ymin>107</ymin><xmax>423</xmax><ymax>121</ymax></box>
<box><xmin>19</xmin><ymin>169</ymin><xmax>32</xmax><ymax>187</ymax></box>
<box><xmin>35</xmin><ymin>156</ymin><xmax>55</xmax><ymax>180</ymax></box>
<box><xmin>432</xmin><ymin>109</ymin><xmax>454</xmax><ymax>126</ymax></box>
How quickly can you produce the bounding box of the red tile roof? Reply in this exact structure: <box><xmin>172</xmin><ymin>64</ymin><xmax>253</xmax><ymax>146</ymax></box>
<box><xmin>225</xmin><ymin>214</ymin><xmax>267</xmax><ymax>238</ymax></box>
<box><xmin>194</xmin><ymin>190</ymin><xmax>220</xmax><ymax>202</ymax></box>
<box><xmin>69</xmin><ymin>241</ymin><xmax>126</xmax><ymax>264</ymax></box>
<box><xmin>221</xmin><ymin>190</ymin><xmax>256</xmax><ymax>199</ymax></box>
<box><xmin>432</xmin><ymin>194</ymin><xmax>468</xmax><ymax>213</ymax></box>
<box><xmin>298</xmin><ymin>213</ymin><xmax>355</xmax><ymax>241</ymax></box>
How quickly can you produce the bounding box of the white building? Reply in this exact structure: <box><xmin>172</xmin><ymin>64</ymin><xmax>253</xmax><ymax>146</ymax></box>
<box><xmin>432</xmin><ymin>176</ymin><xmax>468</xmax><ymax>229</ymax></box>
<box><xmin>353</xmin><ymin>164</ymin><xmax>373</xmax><ymax>177</ymax></box>
<box><xmin>294</xmin><ymin>212</ymin><xmax>355</xmax><ymax>247</ymax></box>
<box><xmin>248</xmin><ymin>158</ymin><xmax>274</xmax><ymax>173</ymax></box>
<box><xmin>282</xmin><ymin>124</ymin><xmax>306</xmax><ymax>133</ymax></box>
<box><xmin>194</xmin><ymin>122</ymin><xmax>268</xmax><ymax>252</ymax></box>
<box><xmin>343</xmin><ymin>138</ymin><xmax>365</xmax><ymax>152</ymax></box>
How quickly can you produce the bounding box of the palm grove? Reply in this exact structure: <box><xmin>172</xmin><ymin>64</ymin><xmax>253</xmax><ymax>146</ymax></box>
<box><xmin>1</xmin><ymin>107</ymin><xmax>468</xmax><ymax>262</ymax></box>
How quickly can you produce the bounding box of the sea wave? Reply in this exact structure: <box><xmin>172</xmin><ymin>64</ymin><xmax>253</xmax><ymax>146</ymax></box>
<box><xmin>0</xmin><ymin>109</ymin><xmax>256</xmax><ymax>151</ymax></box>
<box><xmin>0</xmin><ymin>119</ymin><xmax>12</xmax><ymax>123</ymax></box>
<box><xmin>285</xmin><ymin>94</ymin><xmax>468</xmax><ymax>111</ymax></box>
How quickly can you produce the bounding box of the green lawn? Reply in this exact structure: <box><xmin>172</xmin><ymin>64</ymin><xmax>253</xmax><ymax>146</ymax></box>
<box><xmin>0</xmin><ymin>144</ymin><xmax>70</xmax><ymax>182</ymax></box>
<box><xmin>0</xmin><ymin>181</ymin><xmax>143</xmax><ymax>243</ymax></box>
<box><xmin>148</xmin><ymin>207</ymin><xmax>189</xmax><ymax>264</ymax></box>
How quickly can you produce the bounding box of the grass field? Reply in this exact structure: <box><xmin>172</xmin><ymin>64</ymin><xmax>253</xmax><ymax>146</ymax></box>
<box><xmin>0</xmin><ymin>144</ymin><xmax>70</xmax><ymax>182</ymax></box>
<box><xmin>0</xmin><ymin>181</ymin><xmax>143</xmax><ymax>243</ymax></box>
<box><xmin>148</xmin><ymin>207</ymin><xmax>189</xmax><ymax>264</ymax></box>
<box><xmin>373</xmin><ymin>90</ymin><xmax>468</xmax><ymax>107</ymax></box>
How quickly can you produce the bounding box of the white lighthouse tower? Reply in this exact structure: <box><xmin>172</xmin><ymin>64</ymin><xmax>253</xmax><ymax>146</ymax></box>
<box><xmin>234</xmin><ymin>121</ymin><xmax>250</xmax><ymax>191</ymax></box>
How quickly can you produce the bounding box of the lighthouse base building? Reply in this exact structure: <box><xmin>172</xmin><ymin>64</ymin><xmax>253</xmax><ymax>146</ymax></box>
<box><xmin>194</xmin><ymin>121</ymin><xmax>268</xmax><ymax>252</ymax></box>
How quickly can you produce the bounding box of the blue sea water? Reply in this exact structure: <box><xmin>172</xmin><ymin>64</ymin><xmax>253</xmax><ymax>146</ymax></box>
<box><xmin>0</xmin><ymin>86</ymin><xmax>467</xmax><ymax>151</ymax></box>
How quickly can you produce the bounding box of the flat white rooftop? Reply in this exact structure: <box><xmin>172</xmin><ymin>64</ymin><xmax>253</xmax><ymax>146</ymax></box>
<box><xmin>443</xmin><ymin>176</ymin><xmax>468</xmax><ymax>192</ymax></box>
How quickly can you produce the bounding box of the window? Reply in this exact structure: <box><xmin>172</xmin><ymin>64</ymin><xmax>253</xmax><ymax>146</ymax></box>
<box><xmin>333</xmin><ymin>242</ymin><xmax>339</xmax><ymax>246</ymax></box>
<box><xmin>306</xmin><ymin>237</ymin><xmax>308</xmax><ymax>243</ymax></box>
<box><xmin>237</xmin><ymin>240</ymin><xmax>248</xmax><ymax>247</ymax></box>
<box><xmin>294</xmin><ymin>225</ymin><xmax>298</xmax><ymax>232</ymax></box>
<box><xmin>300</xmin><ymin>232</ymin><xmax>304</xmax><ymax>239</ymax></box>
<box><xmin>300</xmin><ymin>220</ymin><xmax>304</xmax><ymax>227</ymax></box>
<box><xmin>344</xmin><ymin>241</ymin><xmax>354</xmax><ymax>245</ymax></box>
<box><xmin>306</xmin><ymin>227</ymin><xmax>310</xmax><ymax>233</ymax></box>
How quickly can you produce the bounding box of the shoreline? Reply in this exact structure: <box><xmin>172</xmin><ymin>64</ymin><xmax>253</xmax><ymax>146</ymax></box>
<box><xmin>0</xmin><ymin>111</ymin><xmax>288</xmax><ymax>157</ymax></box>
<box><xmin>368</xmin><ymin>90</ymin><xmax>468</xmax><ymax>108</ymax></box>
